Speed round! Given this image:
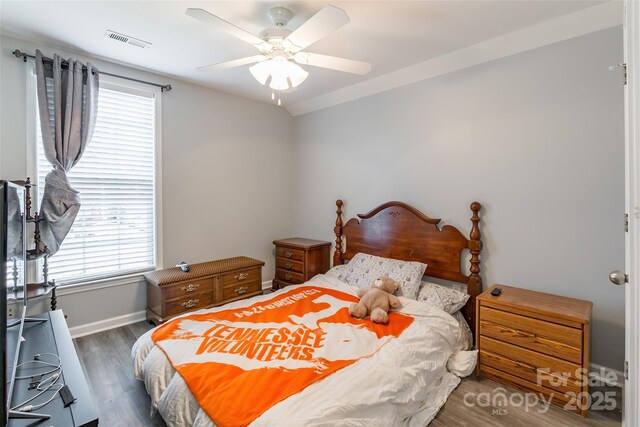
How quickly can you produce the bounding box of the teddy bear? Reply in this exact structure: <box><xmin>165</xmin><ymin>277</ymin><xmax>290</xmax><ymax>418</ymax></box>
<box><xmin>349</xmin><ymin>276</ymin><xmax>402</xmax><ymax>324</ymax></box>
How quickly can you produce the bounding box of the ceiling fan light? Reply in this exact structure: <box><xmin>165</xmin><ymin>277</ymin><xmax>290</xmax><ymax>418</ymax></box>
<box><xmin>287</xmin><ymin>62</ymin><xmax>308</xmax><ymax>87</ymax></box>
<box><xmin>267</xmin><ymin>57</ymin><xmax>292</xmax><ymax>90</ymax></box>
<box><xmin>269</xmin><ymin>73</ymin><xmax>290</xmax><ymax>91</ymax></box>
<box><xmin>250</xmin><ymin>56</ymin><xmax>307</xmax><ymax>91</ymax></box>
<box><xmin>249</xmin><ymin>61</ymin><xmax>270</xmax><ymax>85</ymax></box>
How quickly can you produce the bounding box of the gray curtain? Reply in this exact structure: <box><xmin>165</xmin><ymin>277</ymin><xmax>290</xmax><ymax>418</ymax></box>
<box><xmin>6</xmin><ymin>186</ymin><xmax>24</xmax><ymax>258</ymax></box>
<box><xmin>35</xmin><ymin>49</ymin><xmax>99</xmax><ymax>255</ymax></box>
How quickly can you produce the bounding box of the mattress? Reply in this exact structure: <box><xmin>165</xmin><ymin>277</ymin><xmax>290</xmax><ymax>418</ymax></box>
<box><xmin>132</xmin><ymin>274</ymin><xmax>477</xmax><ymax>426</ymax></box>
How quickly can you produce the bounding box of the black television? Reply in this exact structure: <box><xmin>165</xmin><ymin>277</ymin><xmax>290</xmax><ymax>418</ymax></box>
<box><xmin>1</xmin><ymin>180</ymin><xmax>27</xmax><ymax>425</ymax></box>
<box><xmin>0</xmin><ymin>180</ymin><xmax>50</xmax><ymax>425</ymax></box>
<box><xmin>1</xmin><ymin>181</ymin><xmax>50</xmax><ymax>425</ymax></box>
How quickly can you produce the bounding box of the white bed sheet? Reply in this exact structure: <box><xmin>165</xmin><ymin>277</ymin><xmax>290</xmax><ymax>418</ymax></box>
<box><xmin>132</xmin><ymin>274</ymin><xmax>477</xmax><ymax>427</ymax></box>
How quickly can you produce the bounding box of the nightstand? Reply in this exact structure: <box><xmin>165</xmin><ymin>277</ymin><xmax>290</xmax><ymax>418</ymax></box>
<box><xmin>272</xmin><ymin>238</ymin><xmax>331</xmax><ymax>290</ymax></box>
<box><xmin>476</xmin><ymin>285</ymin><xmax>592</xmax><ymax>416</ymax></box>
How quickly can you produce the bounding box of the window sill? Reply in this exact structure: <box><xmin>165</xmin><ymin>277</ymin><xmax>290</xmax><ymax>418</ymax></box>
<box><xmin>55</xmin><ymin>270</ymin><xmax>153</xmax><ymax>297</ymax></box>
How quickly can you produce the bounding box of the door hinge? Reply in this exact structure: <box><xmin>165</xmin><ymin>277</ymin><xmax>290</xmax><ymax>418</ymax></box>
<box><xmin>624</xmin><ymin>360</ymin><xmax>629</xmax><ymax>380</ymax></box>
<box><xmin>609</xmin><ymin>63</ymin><xmax>628</xmax><ymax>85</ymax></box>
<box><xmin>625</xmin><ymin>213</ymin><xmax>629</xmax><ymax>232</ymax></box>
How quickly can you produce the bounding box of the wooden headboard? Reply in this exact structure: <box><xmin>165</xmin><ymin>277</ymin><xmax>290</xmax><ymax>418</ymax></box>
<box><xmin>333</xmin><ymin>200</ymin><xmax>483</xmax><ymax>336</ymax></box>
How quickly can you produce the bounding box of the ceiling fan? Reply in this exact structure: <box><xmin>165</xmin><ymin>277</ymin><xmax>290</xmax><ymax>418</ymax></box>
<box><xmin>186</xmin><ymin>5</ymin><xmax>372</xmax><ymax>98</ymax></box>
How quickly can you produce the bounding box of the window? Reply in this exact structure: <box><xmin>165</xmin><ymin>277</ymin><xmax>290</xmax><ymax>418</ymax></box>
<box><xmin>34</xmin><ymin>79</ymin><xmax>160</xmax><ymax>284</ymax></box>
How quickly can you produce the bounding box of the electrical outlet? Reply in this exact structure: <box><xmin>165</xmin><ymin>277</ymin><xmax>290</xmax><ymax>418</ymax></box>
<box><xmin>7</xmin><ymin>306</ymin><xmax>14</xmax><ymax>318</ymax></box>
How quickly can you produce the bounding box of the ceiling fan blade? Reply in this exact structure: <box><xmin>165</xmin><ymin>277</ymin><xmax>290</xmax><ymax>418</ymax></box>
<box><xmin>294</xmin><ymin>52</ymin><xmax>371</xmax><ymax>75</ymax></box>
<box><xmin>197</xmin><ymin>55</ymin><xmax>267</xmax><ymax>72</ymax></box>
<box><xmin>284</xmin><ymin>5</ymin><xmax>350</xmax><ymax>52</ymax></box>
<box><xmin>186</xmin><ymin>8</ymin><xmax>271</xmax><ymax>52</ymax></box>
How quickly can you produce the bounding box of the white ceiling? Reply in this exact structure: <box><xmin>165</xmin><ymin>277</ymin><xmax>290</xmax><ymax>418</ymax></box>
<box><xmin>0</xmin><ymin>1</ymin><xmax>606</xmax><ymax>107</ymax></box>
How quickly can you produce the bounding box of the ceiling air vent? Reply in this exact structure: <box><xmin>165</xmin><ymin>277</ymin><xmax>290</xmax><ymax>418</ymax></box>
<box><xmin>105</xmin><ymin>30</ymin><xmax>151</xmax><ymax>49</ymax></box>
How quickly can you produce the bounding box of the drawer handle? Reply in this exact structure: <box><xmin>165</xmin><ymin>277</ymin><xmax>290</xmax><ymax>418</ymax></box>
<box><xmin>515</xmin><ymin>329</ymin><xmax>536</xmax><ymax>339</ymax></box>
<box><xmin>285</xmin><ymin>273</ymin><xmax>292</xmax><ymax>281</ymax></box>
<box><xmin>285</xmin><ymin>251</ymin><xmax>293</xmax><ymax>258</ymax></box>
<box><xmin>285</xmin><ymin>262</ymin><xmax>292</xmax><ymax>269</ymax></box>
<box><xmin>234</xmin><ymin>273</ymin><xmax>249</xmax><ymax>281</ymax></box>
<box><xmin>234</xmin><ymin>286</ymin><xmax>249</xmax><ymax>295</ymax></box>
<box><xmin>181</xmin><ymin>299</ymin><xmax>199</xmax><ymax>308</ymax></box>
<box><xmin>181</xmin><ymin>283</ymin><xmax>200</xmax><ymax>293</ymax></box>
<box><xmin>513</xmin><ymin>360</ymin><xmax>537</xmax><ymax>371</ymax></box>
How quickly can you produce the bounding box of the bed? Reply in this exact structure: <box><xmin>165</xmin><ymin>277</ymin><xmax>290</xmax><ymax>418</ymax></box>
<box><xmin>132</xmin><ymin>200</ymin><xmax>484</xmax><ymax>427</ymax></box>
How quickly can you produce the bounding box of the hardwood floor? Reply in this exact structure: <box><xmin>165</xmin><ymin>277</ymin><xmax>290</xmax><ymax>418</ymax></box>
<box><xmin>74</xmin><ymin>322</ymin><xmax>166</xmax><ymax>427</ymax></box>
<box><xmin>74</xmin><ymin>322</ymin><xmax>622</xmax><ymax>427</ymax></box>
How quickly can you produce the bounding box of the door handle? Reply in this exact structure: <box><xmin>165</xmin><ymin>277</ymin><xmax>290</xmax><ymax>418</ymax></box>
<box><xmin>609</xmin><ymin>271</ymin><xmax>628</xmax><ymax>285</ymax></box>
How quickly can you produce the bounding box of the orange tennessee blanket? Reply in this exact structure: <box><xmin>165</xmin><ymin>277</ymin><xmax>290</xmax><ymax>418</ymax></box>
<box><xmin>151</xmin><ymin>285</ymin><xmax>414</xmax><ymax>427</ymax></box>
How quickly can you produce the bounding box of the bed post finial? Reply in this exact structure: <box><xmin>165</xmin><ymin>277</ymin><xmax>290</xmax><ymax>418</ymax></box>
<box><xmin>468</xmin><ymin>201</ymin><xmax>482</xmax><ymax>285</ymax></box>
<box><xmin>467</xmin><ymin>202</ymin><xmax>483</xmax><ymax>340</ymax></box>
<box><xmin>470</xmin><ymin>201</ymin><xmax>481</xmax><ymax>240</ymax></box>
<box><xmin>333</xmin><ymin>199</ymin><xmax>344</xmax><ymax>266</ymax></box>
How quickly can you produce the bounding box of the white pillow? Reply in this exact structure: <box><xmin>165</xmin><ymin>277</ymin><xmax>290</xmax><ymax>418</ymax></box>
<box><xmin>447</xmin><ymin>350</ymin><xmax>478</xmax><ymax>377</ymax></box>
<box><xmin>324</xmin><ymin>264</ymin><xmax>351</xmax><ymax>283</ymax></box>
<box><xmin>417</xmin><ymin>281</ymin><xmax>469</xmax><ymax>314</ymax></box>
<box><xmin>329</xmin><ymin>253</ymin><xmax>426</xmax><ymax>299</ymax></box>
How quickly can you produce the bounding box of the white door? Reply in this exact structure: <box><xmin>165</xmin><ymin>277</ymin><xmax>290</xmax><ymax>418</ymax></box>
<box><xmin>622</xmin><ymin>1</ymin><xmax>639</xmax><ymax>425</ymax></box>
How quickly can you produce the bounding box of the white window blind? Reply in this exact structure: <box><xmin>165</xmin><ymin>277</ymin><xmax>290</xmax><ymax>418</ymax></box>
<box><xmin>36</xmin><ymin>84</ymin><xmax>157</xmax><ymax>284</ymax></box>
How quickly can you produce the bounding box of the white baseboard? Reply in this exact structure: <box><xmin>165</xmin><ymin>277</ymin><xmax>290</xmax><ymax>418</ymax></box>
<box><xmin>69</xmin><ymin>310</ymin><xmax>147</xmax><ymax>339</ymax></box>
<box><xmin>70</xmin><ymin>283</ymin><xmax>274</xmax><ymax>338</ymax></box>
<box><xmin>591</xmin><ymin>363</ymin><xmax>625</xmax><ymax>388</ymax></box>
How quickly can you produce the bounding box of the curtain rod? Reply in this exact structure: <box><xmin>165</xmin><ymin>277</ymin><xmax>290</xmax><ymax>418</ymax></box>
<box><xmin>12</xmin><ymin>49</ymin><xmax>172</xmax><ymax>93</ymax></box>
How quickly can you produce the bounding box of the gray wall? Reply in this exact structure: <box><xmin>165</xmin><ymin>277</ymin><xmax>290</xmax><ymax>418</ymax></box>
<box><xmin>291</xmin><ymin>27</ymin><xmax>625</xmax><ymax>370</ymax></box>
<box><xmin>0</xmin><ymin>27</ymin><xmax>626</xmax><ymax>370</ymax></box>
<box><xmin>0</xmin><ymin>34</ymin><xmax>295</xmax><ymax>328</ymax></box>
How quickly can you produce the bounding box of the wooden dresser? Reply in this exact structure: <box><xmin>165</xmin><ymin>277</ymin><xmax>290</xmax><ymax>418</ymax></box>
<box><xmin>476</xmin><ymin>285</ymin><xmax>592</xmax><ymax>416</ymax></box>
<box><xmin>272</xmin><ymin>238</ymin><xmax>331</xmax><ymax>290</ymax></box>
<box><xmin>145</xmin><ymin>256</ymin><xmax>264</xmax><ymax>325</ymax></box>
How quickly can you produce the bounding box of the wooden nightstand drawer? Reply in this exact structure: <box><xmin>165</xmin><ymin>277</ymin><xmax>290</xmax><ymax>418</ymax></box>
<box><xmin>275</xmin><ymin>257</ymin><xmax>304</xmax><ymax>273</ymax></box>
<box><xmin>480</xmin><ymin>307</ymin><xmax>582</xmax><ymax>363</ymax></box>
<box><xmin>222</xmin><ymin>280</ymin><xmax>262</xmax><ymax>301</ymax></box>
<box><xmin>164</xmin><ymin>278</ymin><xmax>214</xmax><ymax>301</ymax></box>
<box><xmin>219</xmin><ymin>267</ymin><xmax>261</xmax><ymax>287</ymax></box>
<box><xmin>166</xmin><ymin>293</ymin><xmax>214</xmax><ymax>316</ymax></box>
<box><xmin>479</xmin><ymin>364</ymin><xmax>575</xmax><ymax>408</ymax></box>
<box><xmin>479</xmin><ymin>344</ymin><xmax>582</xmax><ymax>395</ymax></box>
<box><xmin>482</xmin><ymin>332</ymin><xmax>581</xmax><ymax>382</ymax></box>
<box><xmin>275</xmin><ymin>247</ymin><xmax>305</xmax><ymax>262</ymax></box>
<box><xmin>275</xmin><ymin>268</ymin><xmax>304</xmax><ymax>284</ymax></box>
